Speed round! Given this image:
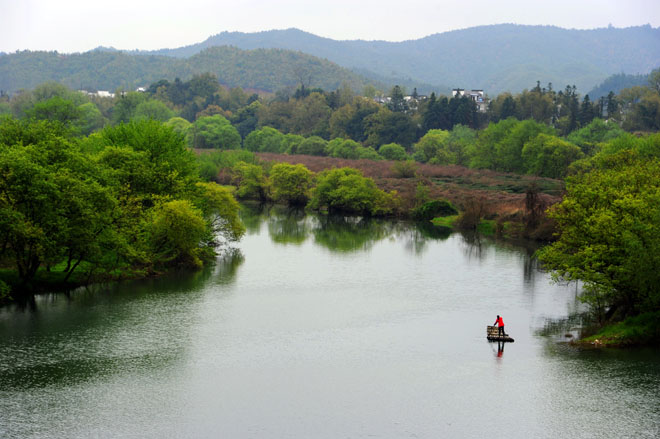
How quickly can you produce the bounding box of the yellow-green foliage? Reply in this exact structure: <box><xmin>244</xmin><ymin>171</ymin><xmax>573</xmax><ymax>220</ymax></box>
<box><xmin>308</xmin><ymin>167</ymin><xmax>395</xmax><ymax>216</ymax></box>
<box><xmin>269</xmin><ymin>163</ymin><xmax>314</xmax><ymax>205</ymax></box>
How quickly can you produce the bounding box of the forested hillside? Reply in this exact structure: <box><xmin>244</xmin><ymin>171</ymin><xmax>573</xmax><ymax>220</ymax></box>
<box><xmin>0</xmin><ymin>47</ymin><xmax>383</xmax><ymax>94</ymax></box>
<box><xmin>141</xmin><ymin>24</ymin><xmax>660</xmax><ymax>94</ymax></box>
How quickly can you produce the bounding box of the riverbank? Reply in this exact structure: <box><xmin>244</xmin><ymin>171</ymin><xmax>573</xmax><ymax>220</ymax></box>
<box><xmin>575</xmin><ymin>311</ymin><xmax>660</xmax><ymax>348</ymax></box>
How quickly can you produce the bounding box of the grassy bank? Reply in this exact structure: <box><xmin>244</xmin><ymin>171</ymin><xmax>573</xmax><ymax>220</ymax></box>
<box><xmin>578</xmin><ymin>311</ymin><xmax>660</xmax><ymax>347</ymax></box>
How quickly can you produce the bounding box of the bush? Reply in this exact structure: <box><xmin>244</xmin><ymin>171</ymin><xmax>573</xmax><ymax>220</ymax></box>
<box><xmin>270</xmin><ymin>163</ymin><xmax>314</xmax><ymax>205</ymax></box>
<box><xmin>308</xmin><ymin>167</ymin><xmax>395</xmax><ymax>216</ymax></box>
<box><xmin>379</xmin><ymin>143</ymin><xmax>408</xmax><ymax>160</ymax></box>
<box><xmin>391</xmin><ymin>160</ymin><xmax>418</xmax><ymax>178</ymax></box>
<box><xmin>296</xmin><ymin>136</ymin><xmax>328</xmax><ymax>156</ymax></box>
<box><xmin>412</xmin><ymin>200</ymin><xmax>458</xmax><ymax>221</ymax></box>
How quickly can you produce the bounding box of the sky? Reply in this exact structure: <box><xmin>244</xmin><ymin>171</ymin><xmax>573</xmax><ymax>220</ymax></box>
<box><xmin>1</xmin><ymin>0</ymin><xmax>659</xmax><ymax>53</ymax></box>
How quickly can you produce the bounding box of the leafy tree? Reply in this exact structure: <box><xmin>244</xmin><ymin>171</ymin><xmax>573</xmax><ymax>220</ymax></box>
<box><xmin>231</xmin><ymin>161</ymin><xmax>269</xmax><ymax>200</ymax></box>
<box><xmin>25</xmin><ymin>96</ymin><xmax>81</xmax><ymax>127</ymax></box>
<box><xmin>0</xmin><ymin>119</ymin><xmax>115</xmax><ymax>286</ymax></box>
<box><xmin>325</xmin><ymin>137</ymin><xmax>362</xmax><ymax>159</ymax></box>
<box><xmin>243</xmin><ymin>126</ymin><xmax>286</xmax><ymax>153</ymax></box>
<box><xmin>77</xmin><ymin>102</ymin><xmax>106</xmax><ymax>135</ymax></box>
<box><xmin>378</xmin><ymin>143</ymin><xmax>408</xmax><ymax>161</ymax></box>
<box><xmin>413</xmin><ymin>129</ymin><xmax>449</xmax><ymax>163</ymax></box>
<box><xmin>165</xmin><ymin>116</ymin><xmax>192</xmax><ymax>138</ymax></box>
<box><xmin>269</xmin><ymin>163</ymin><xmax>314</xmax><ymax>205</ymax></box>
<box><xmin>194</xmin><ymin>181</ymin><xmax>245</xmax><ymax>242</ymax></box>
<box><xmin>99</xmin><ymin>119</ymin><xmax>198</xmax><ymax>200</ymax></box>
<box><xmin>191</xmin><ymin>115</ymin><xmax>241</xmax><ymax>149</ymax></box>
<box><xmin>296</xmin><ymin>136</ymin><xmax>328</xmax><ymax>156</ymax></box>
<box><xmin>308</xmin><ymin>167</ymin><xmax>395</xmax><ymax>216</ymax></box>
<box><xmin>538</xmin><ymin>152</ymin><xmax>660</xmax><ymax>320</ymax></box>
<box><xmin>364</xmin><ymin>108</ymin><xmax>418</xmax><ymax>148</ymax></box>
<box><xmin>133</xmin><ymin>99</ymin><xmax>175</xmax><ymax>122</ymax></box>
<box><xmin>521</xmin><ymin>133</ymin><xmax>583</xmax><ymax>178</ymax></box>
<box><xmin>566</xmin><ymin>118</ymin><xmax>625</xmax><ymax>155</ymax></box>
<box><xmin>112</xmin><ymin>91</ymin><xmax>147</xmax><ymax>124</ymax></box>
<box><xmin>148</xmin><ymin>199</ymin><xmax>208</xmax><ymax>268</ymax></box>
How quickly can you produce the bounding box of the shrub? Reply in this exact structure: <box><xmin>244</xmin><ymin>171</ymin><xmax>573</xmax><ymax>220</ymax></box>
<box><xmin>412</xmin><ymin>200</ymin><xmax>459</xmax><ymax>221</ymax></box>
<box><xmin>270</xmin><ymin>163</ymin><xmax>314</xmax><ymax>205</ymax></box>
<box><xmin>308</xmin><ymin>167</ymin><xmax>395</xmax><ymax>216</ymax></box>
<box><xmin>391</xmin><ymin>160</ymin><xmax>418</xmax><ymax>178</ymax></box>
<box><xmin>379</xmin><ymin>143</ymin><xmax>408</xmax><ymax>160</ymax></box>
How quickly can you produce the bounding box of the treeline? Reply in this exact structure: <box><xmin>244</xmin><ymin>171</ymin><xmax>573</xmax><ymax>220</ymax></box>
<box><xmin>0</xmin><ymin>47</ymin><xmax>381</xmax><ymax>95</ymax></box>
<box><xmin>2</xmin><ymin>70</ymin><xmax>658</xmax><ymax>182</ymax></box>
<box><xmin>0</xmin><ymin>118</ymin><xmax>245</xmax><ymax>300</ymax></box>
<box><xmin>539</xmin><ymin>131</ymin><xmax>660</xmax><ymax>331</ymax></box>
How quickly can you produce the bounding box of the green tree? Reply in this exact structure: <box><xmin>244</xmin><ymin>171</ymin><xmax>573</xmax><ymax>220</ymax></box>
<box><xmin>538</xmin><ymin>152</ymin><xmax>660</xmax><ymax>320</ymax></box>
<box><xmin>231</xmin><ymin>162</ymin><xmax>269</xmax><ymax>201</ymax></box>
<box><xmin>521</xmin><ymin>134</ymin><xmax>583</xmax><ymax>178</ymax></box>
<box><xmin>378</xmin><ymin>143</ymin><xmax>408</xmax><ymax>161</ymax></box>
<box><xmin>148</xmin><ymin>199</ymin><xmax>208</xmax><ymax>268</ymax></box>
<box><xmin>243</xmin><ymin>126</ymin><xmax>286</xmax><ymax>153</ymax></box>
<box><xmin>308</xmin><ymin>167</ymin><xmax>395</xmax><ymax>216</ymax></box>
<box><xmin>270</xmin><ymin>163</ymin><xmax>314</xmax><ymax>205</ymax></box>
<box><xmin>413</xmin><ymin>129</ymin><xmax>449</xmax><ymax>163</ymax></box>
<box><xmin>325</xmin><ymin>137</ymin><xmax>362</xmax><ymax>159</ymax></box>
<box><xmin>296</xmin><ymin>136</ymin><xmax>328</xmax><ymax>156</ymax></box>
<box><xmin>191</xmin><ymin>115</ymin><xmax>241</xmax><ymax>150</ymax></box>
<box><xmin>133</xmin><ymin>99</ymin><xmax>175</xmax><ymax>122</ymax></box>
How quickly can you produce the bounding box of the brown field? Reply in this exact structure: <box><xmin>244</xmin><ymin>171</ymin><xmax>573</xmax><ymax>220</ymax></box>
<box><xmin>256</xmin><ymin>153</ymin><xmax>564</xmax><ymax>218</ymax></box>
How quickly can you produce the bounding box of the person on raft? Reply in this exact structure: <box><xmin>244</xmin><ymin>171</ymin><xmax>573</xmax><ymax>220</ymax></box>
<box><xmin>494</xmin><ymin>315</ymin><xmax>505</xmax><ymax>337</ymax></box>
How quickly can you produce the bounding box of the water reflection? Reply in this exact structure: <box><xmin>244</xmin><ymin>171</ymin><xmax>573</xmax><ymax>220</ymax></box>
<box><xmin>0</xmin><ymin>251</ymin><xmax>245</xmax><ymax>391</ymax></box>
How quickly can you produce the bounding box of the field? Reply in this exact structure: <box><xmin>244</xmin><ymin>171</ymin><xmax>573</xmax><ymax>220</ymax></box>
<box><xmin>255</xmin><ymin>153</ymin><xmax>564</xmax><ymax>218</ymax></box>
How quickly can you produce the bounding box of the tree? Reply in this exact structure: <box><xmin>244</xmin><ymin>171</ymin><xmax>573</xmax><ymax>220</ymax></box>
<box><xmin>269</xmin><ymin>163</ymin><xmax>314</xmax><ymax>205</ymax></box>
<box><xmin>133</xmin><ymin>99</ymin><xmax>175</xmax><ymax>122</ymax></box>
<box><xmin>521</xmin><ymin>133</ymin><xmax>583</xmax><ymax>178</ymax></box>
<box><xmin>413</xmin><ymin>129</ymin><xmax>449</xmax><ymax>163</ymax></box>
<box><xmin>191</xmin><ymin>115</ymin><xmax>241</xmax><ymax>150</ymax></box>
<box><xmin>387</xmin><ymin>85</ymin><xmax>408</xmax><ymax>113</ymax></box>
<box><xmin>0</xmin><ymin>119</ymin><xmax>115</xmax><ymax>286</ymax></box>
<box><xmin>99</xmin><ymin>119</ymin><xmax>198</xmax><ymax>200</ymax></box>
<box><xmin>148</xmin><ymin>200</ymin><xmax>208</xmax><ymax>268</ymax></box>
<box><xmin>243</xmin><ymin>126</ymin><xmax>286</xmax><ymax>153</ymax></box>
<box><xmin>296</xmin><ymin>136</ymin><xmax>328</xmax><ymax>156</ymax></box>
<box><xmin>308</xmin><ymin>167</ymin><xmax>395</xmax><ymax>216</ymax></box>
<box><xmin>378</xmin><ymin>143</ymin><xmax>408</xmax><ymax>161</ymax></box>
<box><xmin>538</xmin><ymin>152</ymin><xmax>660</xmax><ymax>320</ymax></box>
<box><xmin>231</xmin><ymin>162</ymin><xmax>269</xmax><ymax>201</ymax></box>
<box><xmin>325</xmin><ymin>138</ymin><xmax>362</xmax><ymax>159</ymax></box>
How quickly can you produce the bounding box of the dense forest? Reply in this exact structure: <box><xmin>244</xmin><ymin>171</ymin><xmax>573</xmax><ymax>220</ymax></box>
<box><xmin>0</xmin><ymin>47</ymin><xmax>384</xmax><ymax>95</ymax></box>
<box><xmin>1</xmin><ymin>70</ymin><xmax>659</xmax><ymax>341</ymax></box>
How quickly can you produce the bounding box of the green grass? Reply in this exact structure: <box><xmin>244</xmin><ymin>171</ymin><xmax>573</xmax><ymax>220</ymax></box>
<box><xmin>431</xmin><ymin>215</ymin><xmax>458</xmax><ymax>228</ymax></box>
<box><xmin>581</xmin><ymin>311</ymin><xmax>660</xmax><ymax>347</ymax></box>
<box><xmin>431</xmin><ymin>216</ymin><xmax>497</xmax><ymax>236</ymax></box>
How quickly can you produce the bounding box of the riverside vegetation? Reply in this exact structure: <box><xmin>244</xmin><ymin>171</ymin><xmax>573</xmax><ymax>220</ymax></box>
<box><xmin>1</xmin><ymin>72</ymin><xmax>659</xmax><ymax>345</ymax></box>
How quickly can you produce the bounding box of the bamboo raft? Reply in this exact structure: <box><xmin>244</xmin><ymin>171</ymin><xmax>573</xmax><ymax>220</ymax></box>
<box><xmin>487</xmin><ymin>325</ymin><xmax>515</xmax><ymax>342</ymax></box>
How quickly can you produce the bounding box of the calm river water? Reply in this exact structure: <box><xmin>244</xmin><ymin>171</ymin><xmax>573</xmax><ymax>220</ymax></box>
<box><xmin>1</xmin><ymin>205</ymin><xmax>659</xmax><ymax>438</ymax></box>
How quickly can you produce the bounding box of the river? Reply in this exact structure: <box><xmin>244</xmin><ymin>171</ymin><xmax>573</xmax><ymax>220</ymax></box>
<box><xmin>1</xmin><ymin>205</ymin><xmax>659</xmax><ymax>438</ymax></box>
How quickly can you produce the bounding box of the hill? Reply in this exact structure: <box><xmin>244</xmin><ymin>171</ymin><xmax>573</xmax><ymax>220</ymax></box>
<box><xmin>141</xmin><ymin>24</ymin><xmax>660</xmax><ymax>94</ymax></box>
<box><xmin>0</xmin><ymin>47</ymin><xmax>385</xmax><ymax>94</ymax></box>
<box><xmin>587</xmin><ymin>72</ymin><xmax>651</xmax><ymax>99</ymax></box>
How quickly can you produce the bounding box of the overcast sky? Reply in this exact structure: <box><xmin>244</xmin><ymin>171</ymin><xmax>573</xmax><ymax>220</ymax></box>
<box><xmin>1</xmin><ymin>0</ymin><xmax>658</xmax><ymax>53</ymax></box>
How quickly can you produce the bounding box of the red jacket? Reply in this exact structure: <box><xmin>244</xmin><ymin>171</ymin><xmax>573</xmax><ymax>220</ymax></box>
<box><xmin>495</xmin><ymin>317</ymin><xmax>504</xmax><ymax>327</ymax></box>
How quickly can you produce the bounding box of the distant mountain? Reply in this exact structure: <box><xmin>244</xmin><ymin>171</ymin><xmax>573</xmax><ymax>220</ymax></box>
<box><xmin>587</xmin><ymin>72</ymin><xmax>651</xmax><ymax>99</ymax></box>
<box><xmin>0</xmin><ymin>47</ymin><xmax>386</xmax><ymax>94</ymax></box>
<box><xmin>139</xmin><ymin>24</ymin><xmax>660</xmax><ymax>94</ymax></box>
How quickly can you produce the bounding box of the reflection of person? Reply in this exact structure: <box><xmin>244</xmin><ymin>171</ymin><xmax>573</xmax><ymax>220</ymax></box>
<box><xmin>494</xmin><ymin>315</ymin><xmax>505</xmax><ymax>337</ymax></box>
<box><xmin>497</xmin><ymin>341</ymin><xmax>504</xmax><ymax>357</ymax></box>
